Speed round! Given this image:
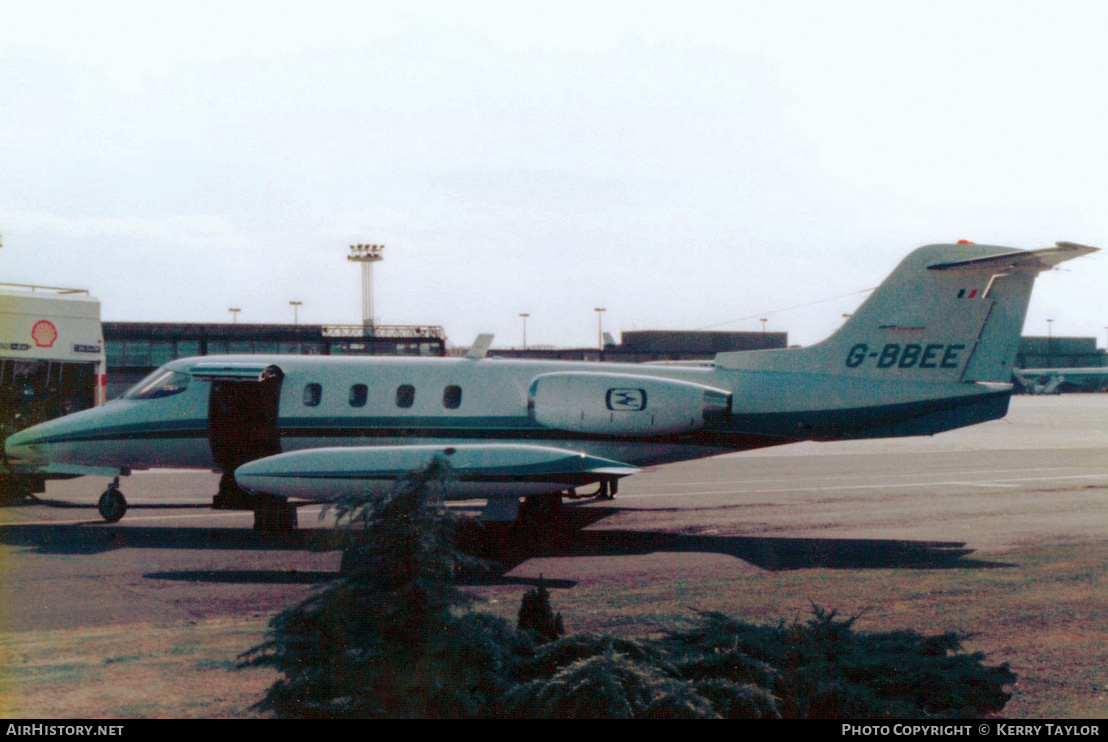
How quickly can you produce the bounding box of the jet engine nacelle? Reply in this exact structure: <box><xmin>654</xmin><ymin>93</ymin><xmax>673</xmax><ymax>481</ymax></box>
<box><xmin>528</xmin><ymin>372</ymin><xmax>731</xmax><ymax>437</ymax></box>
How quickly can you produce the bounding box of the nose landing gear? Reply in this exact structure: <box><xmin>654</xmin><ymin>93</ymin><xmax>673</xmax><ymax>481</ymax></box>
<box><xmin>97</xmin><ymin>477</ymin><xmax>127</xmax><ymax>523</ymax></box>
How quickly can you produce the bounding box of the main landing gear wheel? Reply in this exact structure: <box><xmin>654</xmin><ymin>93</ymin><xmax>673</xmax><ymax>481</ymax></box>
<box><xmin>566</xmin><ymin>479</ymin><xmax>617</xmax><ymax>501</ymax></box>
<box><xmin>97</xmin><ymin>485</ymin><xmax>127</xmax><ymax>523</ymax></box>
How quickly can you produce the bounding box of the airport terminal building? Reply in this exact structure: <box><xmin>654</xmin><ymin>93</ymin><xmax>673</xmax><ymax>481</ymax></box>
<box><xmin>101</xmin><ymin>325</ymin><xmax>786</xmax><ymax>398</ymax></box>
<box><xmin>486</xmin><ymin>330</ymin><xmax>789</xmax><ymax>363</ymax></box>
<box><xmin>103</xmin><ymin>322</ymin><xmax>446</xmax><ymax>398</ymax></box>
<box><xmin>1014</xmin><ymin>336</ymin><xmax>1106</xmax><ymax>370</ymax></box>
<box><xmin>101</xmin><ymin>321</ymin><xmax>1106</xmax><ymax>399</ymax></box>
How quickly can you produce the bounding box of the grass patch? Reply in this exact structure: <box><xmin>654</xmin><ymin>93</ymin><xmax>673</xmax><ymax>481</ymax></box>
<box><xmin>0</xmin><ymin>618</ymin><xmax>275</xmax><ymax>719</ymax></box>
<box><xmin>1</xmin><ymin>540</ymin><xmax>1106</xmax><ymax>717</ymax></box>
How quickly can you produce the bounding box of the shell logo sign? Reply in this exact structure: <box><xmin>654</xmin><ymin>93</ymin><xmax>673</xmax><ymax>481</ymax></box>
<box><xmin>31</xmin><ymin>320</ymin><xmax>59</xmax><ymax>348</ymax></box>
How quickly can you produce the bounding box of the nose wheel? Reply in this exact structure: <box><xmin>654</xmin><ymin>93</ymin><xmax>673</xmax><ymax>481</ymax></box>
<box><xmin>97</xmin><ymin>479</ymin><xmax>127</xmax><ymax>523</ymax></box>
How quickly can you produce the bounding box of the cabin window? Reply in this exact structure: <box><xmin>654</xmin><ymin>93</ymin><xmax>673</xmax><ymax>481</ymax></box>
<box><xmin>396</xmin><ymin>384</ymin><xmax>415</xmax><ymax>408</ymax></box>
<box><xmin>349</xmin><ymin>383</ymin><xmax>368</xmax><ymax>408</ymax></box>
<box><xmin>303</xmin><ymin>383</ymin><xmax>322</xmax><ymax>407</ymax></box>
<box><xmin>443</xmin><ymin>385</ymin><xmax>462</xmax><ymax>409</ymax></box>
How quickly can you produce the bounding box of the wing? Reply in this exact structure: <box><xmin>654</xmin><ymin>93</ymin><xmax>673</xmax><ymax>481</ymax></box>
<box><xmin>234</xmin><ymin>443</ymin><xmax>639</xmax><ymax>502</ymax></box>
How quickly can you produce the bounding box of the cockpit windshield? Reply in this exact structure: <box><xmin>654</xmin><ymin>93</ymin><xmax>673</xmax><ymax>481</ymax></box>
<box><xmin>123</xmin><ymin>368</ymin><xmax>191</xmax><ymax>400</ymax></box>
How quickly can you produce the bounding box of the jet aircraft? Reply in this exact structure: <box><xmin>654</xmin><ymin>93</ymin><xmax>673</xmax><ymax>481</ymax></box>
<box><xmin>3</xmin><ymin>241</ymin><xmax>1097</xmax><ymax>529</ymax></box>
<box><xmin>1013</xmin><ymin>366</ymin><xmax>1108</xmax><ymax>395</ymax></box>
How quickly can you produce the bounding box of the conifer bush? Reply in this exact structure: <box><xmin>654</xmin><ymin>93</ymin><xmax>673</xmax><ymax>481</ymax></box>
<box><xmin>242</xmin><ymin>458</ymin><xmax>522</xmax><ymax>718</ymax></box>
<box><xmin>244</xmin><ymin>460</ymin><xmax>1016</xmax><ymax>719</ymax></box>
<box><xmin>517</xmin><ymin>578</ymin><xmax>565</xmax><ymax>642</ymax></box>
<box><xmin>657</xmin><ymin>607</ymin><xmax>1015</xmax><ymax>719</ymax></box>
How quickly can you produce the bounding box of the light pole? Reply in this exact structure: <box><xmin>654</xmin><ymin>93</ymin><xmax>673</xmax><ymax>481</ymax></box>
<box><xmin>347</xmin><ymin>243</ymin><xmax>385</xmax><ymax>335</ymax></box>
<box><xmin>594</xmin><ymin>308</ymin><xmax>606</xmax><ymax>350</ymax></box>
<box><xmin>760</xmin><ymin>318</ymin><xmax>768</xmax><ymax>335</ymax></box>
<box><xmin>229</xmin><ymin>307</ymin><xmax>241</xmax><ymax>324</ymax></box>
<box><xmin>290</xmin><ymin>301</ymin><xmax>303</xmax><ymax>325</ymax></box>
<box><xmin>519</xmin><ymin>313</ymin><xmax>529</xmax><ymax>350</ymax></box>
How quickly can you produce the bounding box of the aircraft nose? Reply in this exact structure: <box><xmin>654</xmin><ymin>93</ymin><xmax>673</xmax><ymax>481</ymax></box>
<box><xmin>3</xmin><ymin>425</ymin><xmax>46</xmax><ymax>470</ymax></box>
<box><xmin>3</xmin><ymin>404</ymin><xmax>129</xmax><ymax>476</ymax></box>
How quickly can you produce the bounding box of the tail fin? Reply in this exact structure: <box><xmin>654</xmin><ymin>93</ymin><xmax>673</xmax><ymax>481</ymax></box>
<box><xmin>716</xmin><ymin>241</ymin><xmax>1097</xmax><ymax>383</ymax></box>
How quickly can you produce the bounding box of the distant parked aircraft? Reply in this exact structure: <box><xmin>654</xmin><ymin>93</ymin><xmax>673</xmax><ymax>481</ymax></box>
<box><xmin>1014</xmin><ymin>367</ymin><xmax>1108</xmax><ymax>394</ymax></box>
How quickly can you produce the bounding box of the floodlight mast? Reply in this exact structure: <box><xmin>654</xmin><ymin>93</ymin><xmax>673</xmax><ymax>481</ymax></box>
<box><xmin>347</xmin><ymin>244</ymin><xmax>384</xmax><ymax>335</ymax></box>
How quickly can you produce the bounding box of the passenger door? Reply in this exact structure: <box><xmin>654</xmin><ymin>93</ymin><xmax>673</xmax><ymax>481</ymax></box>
<box><xmin>194</xmin><ymin>363</ymin><xmax>284</xmax><ymax>474</ymax></box>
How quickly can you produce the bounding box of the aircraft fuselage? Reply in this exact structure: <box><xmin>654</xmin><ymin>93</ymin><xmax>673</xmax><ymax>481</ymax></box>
<box><xmin>5</xmin><ymin>351</ymin><xmax>1010</xmax><ymax>481</ymax></box>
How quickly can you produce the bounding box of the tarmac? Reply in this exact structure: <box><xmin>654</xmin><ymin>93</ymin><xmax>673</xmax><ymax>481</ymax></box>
<box><xmin>1</xmin><ymin>394</ymin><xmax>1106</xmax><ymax>633</ymax></box>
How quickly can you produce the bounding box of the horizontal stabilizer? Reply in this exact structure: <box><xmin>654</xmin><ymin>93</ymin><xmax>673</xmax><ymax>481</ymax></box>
<box><xmin>928</xmin><ymin>242</ymin><xmax>1097</xmax><ymax>272</ymax></box>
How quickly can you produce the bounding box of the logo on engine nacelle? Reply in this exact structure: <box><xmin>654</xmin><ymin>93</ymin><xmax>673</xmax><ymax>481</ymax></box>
<box><xmin>606</xmin><ymin>388</ymin><xmax>647</xmax><ymax>411</ymax></box>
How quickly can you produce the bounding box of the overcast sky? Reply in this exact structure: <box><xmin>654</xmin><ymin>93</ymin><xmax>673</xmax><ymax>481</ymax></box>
<box><xmin>2</xmin><ymin>1</ymin><xmax>1105</xmax><ymax>349</ymax></box>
